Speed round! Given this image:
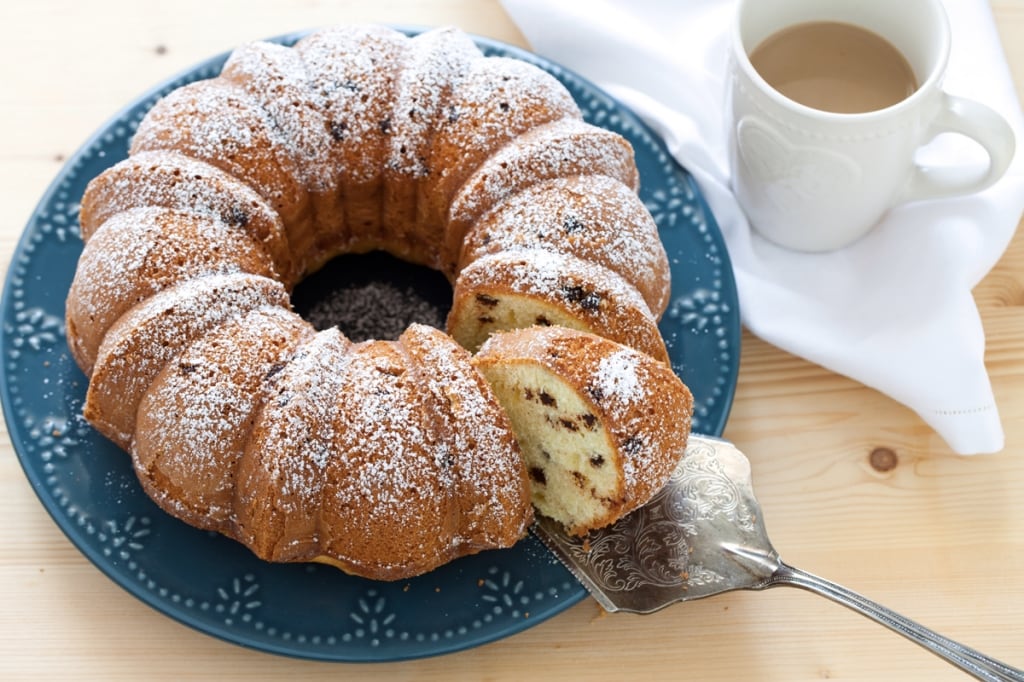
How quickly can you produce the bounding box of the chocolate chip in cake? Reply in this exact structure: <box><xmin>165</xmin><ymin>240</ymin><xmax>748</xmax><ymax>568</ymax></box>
<box><xmin>264</xmin><ymin>361</ymin><xmax>287</xmax><ymax>381</ymax></box>
<box><xmin>475</xmin><ymin>293</ymin><xmax>499</xmax><ymax>308</ymax></box>
<box><xmin>623</xmin><ymin>435</ymin><xmax>644</xmax><ymax>456</ymax></box>
<box><xmin>562</xmin><ymin>214</ymin><xmax>585</xmax><ymax>234</ymax></box>
<box><xmin>579</xmin><ymin>291</ymin><xmax>602</xmax><ymax>311</ymax></box>
<box><xmin>562</xmin><ymin>284</ymin><xmax>602</xmax><ymax>311</ymax></box>
<box><xmin>227</xmin><ymin>206</ymin><xmax>251</xmax><ymax>227</ymax></box>
<box><xmin>329</xmin><ymin>121</ymin><xmax>348</xmax><ymax>141</ymax></box>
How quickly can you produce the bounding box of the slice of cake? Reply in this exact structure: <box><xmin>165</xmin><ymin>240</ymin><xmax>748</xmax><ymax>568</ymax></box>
<box><xmin>473</xmin><ymin>326</ymin><xmax>693</xmax><ymax>535</ymax></box>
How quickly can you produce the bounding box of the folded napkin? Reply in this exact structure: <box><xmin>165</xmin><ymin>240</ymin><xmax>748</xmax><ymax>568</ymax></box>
<box><xmin>501</xmin><ymin>0</ymin><xmax>1024</xmax><ymax>454</ymax></box>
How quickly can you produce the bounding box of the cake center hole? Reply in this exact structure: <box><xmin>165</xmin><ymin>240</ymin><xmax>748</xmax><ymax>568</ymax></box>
<box><xmin>291</xmin><ymin>251</ymin><xmax>453</xmax><ymax>342</ymax></box>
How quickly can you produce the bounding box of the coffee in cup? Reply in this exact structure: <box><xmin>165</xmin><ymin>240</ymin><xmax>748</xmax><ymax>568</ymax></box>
<box><xmin>749</xmin><ymin>21</ymin><xmax>917</xmax><ymax>114</ymax></box>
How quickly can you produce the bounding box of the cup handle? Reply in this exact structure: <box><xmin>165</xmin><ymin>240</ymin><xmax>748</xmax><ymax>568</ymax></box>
<box><xmin>900</xmin><ymin>93</ymin><xmax>1016</xmax><ymax>203</ymax></box>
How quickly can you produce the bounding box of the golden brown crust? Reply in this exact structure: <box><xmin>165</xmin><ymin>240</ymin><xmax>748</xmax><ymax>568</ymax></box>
<box><xmin>442</xmin><ymin>120</ymin><xmax>639</xmax><ymax>278</ymax></box>
<box><xmin>66</xmin><ymin>206</ymin><xmax>279</xmax><ymax>375</ymax></box>
<box><xmin>317</xmin><ymin>340</ymin><xmax>456</xmax><ymax>580</ymax></box>
<box><xmin>219</xmin><ymin>41</ymin><xmax>337</xmax><ymax>279</ymax></box>
<box><xmin>236</xmin><ymin>324</ymin><xmax>533</xmax><ymax>579</ymax></box>
<box><xmin>132</xmin><ymin>307</ymin><xmax>314</xmax><ymax>533</ymax></box>
<box><xmin>130</xmin><ymin>79</ymin><xmax>316</xmax><ymax>271</ymax></box>
<box><xmin>294</xmin><ymin>25</ymin><xmax>408</xmax><ymax>266</ymax></box>
<box><xmin>79</xmin><ymin>151</ymin><xmax>297</xmax><ymax>286</ymax></box>
<box><xmin>448</xmin><ymin>249</ymin><xmax>669</xmax><ymax>362</ymax></box>
<box><xmin>234</xmin><ymin>328</ymin><xmax>352</xmax><ymax>563</ymax></box>
<box><xmin>458</xmin><ymin>174</ymin><xmax>671</xmax><ymax>316</ymax></box>
<box><xmin>85</xmin><ymin>273</ymin><xmax>290</xmax><ymax>451</ymax></box>
<box><xmin>381</xmin><ymin>27</ymin><xmax>480</xmax><ymax>267</ymax></box>
<box><xmin>398</xmin><ymin>324</ymin><xmax>533</xmax><ymax>548</ymax></box>
<box><xmin>420</xmin><ymin>57</ymin><xmax>582</xmax><ymax>261</ymax></box>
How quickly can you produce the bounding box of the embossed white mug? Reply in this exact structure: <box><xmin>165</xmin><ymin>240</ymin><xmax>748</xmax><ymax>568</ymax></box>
<box><xmin>728</xmin><ymin>0</ymin><xmax>1016</xmax><ymax>252</ymax></box>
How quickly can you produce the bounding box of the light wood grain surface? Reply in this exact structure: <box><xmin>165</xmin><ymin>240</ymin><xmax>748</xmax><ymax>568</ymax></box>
<box><xmin>2</xmin><ymin>1</ymin><xmax>1022</xmax><ymax>680</ymax></box>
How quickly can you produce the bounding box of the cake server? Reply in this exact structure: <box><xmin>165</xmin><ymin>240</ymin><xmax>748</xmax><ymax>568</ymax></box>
<box><xmin>532</xmin><ymin>435</ymin><xmax>1023</xmax><ymax>682</ymax></box>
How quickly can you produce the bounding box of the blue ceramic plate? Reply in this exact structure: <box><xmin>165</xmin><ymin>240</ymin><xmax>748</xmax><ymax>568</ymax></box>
<box><xmin>0</xmin><ymin>30</ymin><xmax>740</xmax><ymax>661</ymax></box>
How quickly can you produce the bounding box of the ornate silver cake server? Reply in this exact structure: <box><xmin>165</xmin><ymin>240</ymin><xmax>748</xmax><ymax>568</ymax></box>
<box><xmin>533</xmin><ymin>435</ymin><xmax>1023</xmax><ymax>682</ymax></box>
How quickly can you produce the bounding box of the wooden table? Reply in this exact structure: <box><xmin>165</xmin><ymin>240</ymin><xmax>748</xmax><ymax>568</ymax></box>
<box><xmin>1</xmin><ymin>1</ymin><xmax>1022</xmax><ymax>679</ymax></box>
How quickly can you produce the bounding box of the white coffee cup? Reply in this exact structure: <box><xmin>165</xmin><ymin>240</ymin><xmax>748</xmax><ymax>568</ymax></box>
<box><xmin>728</xmin><ymin>0</ymin><xmax>1016</xmax><ymax>252</ymax></box>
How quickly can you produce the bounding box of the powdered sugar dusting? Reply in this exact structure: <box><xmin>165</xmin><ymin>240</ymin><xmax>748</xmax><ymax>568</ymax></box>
<box><xmin>448</xmin><ymin>118</ymin><xmax>636</xmax><ymax>231</ymax></box>
<box><xmin>436</xmin><ymin>56</ymin><xmax>581</xmax><ymax>160</ymax></box>
<box><xmin>401</xmin><ymin>325</ymin><xmax>530</xmax><ymax>543</ymax></box>
<box><xmin>452</xmin><ymin>248</ymin><xmax>667</xmax><ymax>362</ymax></box>
<box><xmin>71</xmin><ymin>24</ymin><xmax>685</xmax><ymax>576</ymax></box>
<box><xmin>87</xmin><ymin>273</ymin><xmax>289</xmax><ymax>447</ymax></box>
<box><xmin>319</xmin><ymin>340</ymin><xmax>454</xmax><ymax>577</ymax></box>
<box><xmin>460</xmin><ymin>248</ymin><xmax>654</xmax><ymax>315</ymax></box>
<box><xmin>67</xmin><ymin>206</ymin><xmax>277</xmax><ymax>370</ymax></box>
<box><xmin>424</xmin><ymin>56</ymin><xmax>583</xmax><ymax>234</ymax></box>
<box><xmin>83</xmin><ymin>152</ymin><xmax>271</xmax><ymax>236</ymax></box>
<box><xmin>386</xmin><ymin>27</ymin><xmax>480</xmax><ymax>178</ymax></box>
<box><xmin>260</xmin><ymin>329</ymin><xmax>350</xmax><ymax>508</ymax></box>
<box><xmin>596</xmin><ymin>348</ymin><xmax>644</xmax><ymax>404</ymax></box>
<box><xmin>233</xmin><ymin>327</ymin><xmax>352</xmax><ymax>560</ymax></box>
<box><xmin>296</xmin><ymin>25</ymin><xmax>408</xmax><ymax>185</ymax></box>
<box><xmin>459</xmin><ymin>174</ymin><xmax>670</xmax><ymax>313</ymax></box>
<box><xmin>334</xmin><ymin>343</ymin><xmax>429</xmax><ymax>498</ymax></box>
<box><xmin>134</xmin><ymin>306</ymin><xmax>313</xmax><ymax>530</ymax></box>
<box><xmin>81</xmin><ymin>151</ymin><xmax>293</xmax><ymax>281</ymax></box>
<box><xmin>477</xmin><ymin>325</ymin><xmax>688</xmax><ymax>512</ymax></box>
<box><xmin>131</xmin><ymin>79</ymin><xmax>307</xmax><ymax>215</ymax></box>
<box><xmin>222</xmin><ymin>41</ymin><xmax>336</xmax><ymax>192</ymax></box>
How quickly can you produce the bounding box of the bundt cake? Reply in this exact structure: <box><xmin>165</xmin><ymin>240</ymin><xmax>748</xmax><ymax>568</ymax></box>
<box><xmin>66</xmin><ymin>24</ymin><xmax>689</xmax><ymax>581</ymax></box>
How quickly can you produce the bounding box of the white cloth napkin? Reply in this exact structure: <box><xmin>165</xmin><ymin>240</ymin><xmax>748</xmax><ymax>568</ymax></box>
<box><xmin>500</xmin><ymin>0</ymin><xmax>1024</xmax><ymax>454</ymax></box>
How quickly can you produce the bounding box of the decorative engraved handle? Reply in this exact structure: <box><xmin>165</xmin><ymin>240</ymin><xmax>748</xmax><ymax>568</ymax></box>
<box><xmin>535</xmin><ymin>434</ymin><xmax>1024</xmax><ymax>678</ymax></box>
<box><xmin>761</xmin><ymin>561</ymin><xmax>1024</xmax><ymax>682</ymax></box>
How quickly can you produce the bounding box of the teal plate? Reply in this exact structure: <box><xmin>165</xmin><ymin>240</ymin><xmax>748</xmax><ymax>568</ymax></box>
<box><xmin>0</xmin><ymin>30</ymin><xmax>739</xmax><ymax>661</ymax></box>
